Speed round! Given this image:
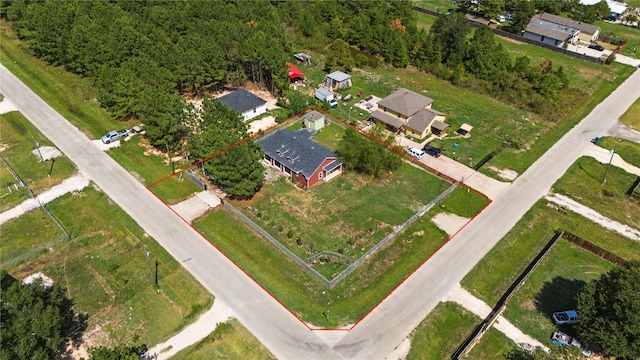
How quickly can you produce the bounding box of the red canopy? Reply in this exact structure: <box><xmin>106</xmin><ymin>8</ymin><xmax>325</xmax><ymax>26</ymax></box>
<box><xmin>286</xmin><ymin>62</ymin><xmax>305</xmax><ymax>79</ymax></box>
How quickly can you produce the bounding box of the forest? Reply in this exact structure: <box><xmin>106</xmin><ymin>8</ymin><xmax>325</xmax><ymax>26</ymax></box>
<box><xmin>2</xmin><ymin>0</ymin><xmax>576</xmax><ymax>197</ymax></box>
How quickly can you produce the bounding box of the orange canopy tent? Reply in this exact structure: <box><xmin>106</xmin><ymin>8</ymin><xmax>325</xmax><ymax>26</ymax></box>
<box><xmin>286</xmin><ymin>62</ymin><xmax>305</xmax><ymax>80</ymax></box>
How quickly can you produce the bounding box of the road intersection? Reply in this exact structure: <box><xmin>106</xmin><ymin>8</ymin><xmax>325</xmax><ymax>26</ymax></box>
<box><xmin>1</xmin><ymin>64</ymin><xmax>638</xmax><ymax>359</ymax></box>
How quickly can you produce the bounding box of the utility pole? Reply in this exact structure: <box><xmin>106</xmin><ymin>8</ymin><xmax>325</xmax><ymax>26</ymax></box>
<box><xmin>33</xmin><ymin>137</ymin><xmax>50</xmax><ymax>178</ymax></box>
<box><xmin>602</xmin><ymin>142</ymin><xmax>617</xmax><ymax>185</ymax></box>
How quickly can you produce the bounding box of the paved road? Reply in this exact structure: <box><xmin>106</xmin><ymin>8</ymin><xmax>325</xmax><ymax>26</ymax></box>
<box><xmin>327</xmin><ymin>68</ymin><xmax>640</xmax><ymax>359</ymax></box>
<box><xmin>0</xmin><ymin>65</ymin><xmax>339</xmax><ymax>360</ymax></box>
<box><xmin>2</xmin><ymin>63</ymin><xmax>638</xmax><ymax>359</ymax></box>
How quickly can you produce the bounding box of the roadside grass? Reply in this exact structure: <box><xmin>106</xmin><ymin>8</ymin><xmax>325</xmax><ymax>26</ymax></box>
<box><xmin>466</xmin><ymin>328</ymin><xmax>515</xmax><ymax>359</ymax></box>
<box><xmin>0</xmin><ymin>111</ymin><xmax>76</xmax><ymax>211</ymax></box>
<box><xmin>232</xmin><ymin>162</ymin><xmax>452</xmax><ymax>266</ymax></box>
<box><xmin>0</xmin><ymin>205</ymin><xmax>64</xmax><ymax>268</ymax></box>
<box><xmin>406</xmin><ymin>301</ymin><xmax>478</xmax><ymax>360</ymax></box>
<box><xmin>501</xmin><ymin>240</ymin><xmax>614</xmax><ymax>347</ymax></box>
<box><xmin>4</xmin><ymin>186</ymin><xmax>212</xmax><ymax>347</ymax></box>
<box><xmin>0</xmin><ymin>20</ymin><xmax>124</xmax><ymax>138</ymax></box>
<box><xmin>595</xmin><ymin>20</ymin><xmax>640</xmax><ymax>59</ymax></box>
<box><xmin>617</xmin><ymin>97</ymin><xmax>640</xmax><ymax>130</ymax></box>
<box><xmin>415</xmin><ymin>10</ymin><xmax>437</xmax><ymax>30</ymax></box>
<box><xmin>107</xmin><ymin>137</ymin><xmax>201</xmax><ymax>205</ymax></box>
<box><xmin>552</xmin><ymin>156</ymin><xmax>640</xmax><ymax>228</ymax></box>
<box><xmin>171</xmin><ymin>319</ymin><xmax>276</xmax><ymax>360</ymax></box>
<box><xmin>461</xmin><ymin>200</ymin><xmax>640</xmax><ymax>307</ymax></box>
<box><xmin>598</xmin><ymin>137</ymin><xmax>640</xmax><ymax>168</ymax></box>
<box><xmin>194</xmin><ymin>186</ymin><xmax>487</xmax><ymax>327</ymax></box>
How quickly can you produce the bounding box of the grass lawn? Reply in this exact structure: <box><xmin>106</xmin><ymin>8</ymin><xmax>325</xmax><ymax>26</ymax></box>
<box><xmin>107</xmin><ymin>137</ymin><xmax>201</xmax><ymax>205</ymax></box>
<box><xmin>171</xmin><ymin>319</ymin><xmax>275</xmax><ymax>360</ymax></box>
<box><xmin>3</xmin><ymin>186</ymin><xmax>212</xmax><ymax>347</ymax></box>
<box><xmin>0</xmin><ymin>21</ymin><xmax>126</xmax><ymax>138</ymax></box>
<box><xmin>414</xmin><ymin>0</ymin><xmax>456</xmax><ymax>14</ymax></box>
<box><xmin>501</xmin><ymin>240</ymin><xmax>614</xmax><ymax>347</ymax></box>
<box><xmin>232</xmin><ymin>161</ymin><xmax>452</xmax><ymax>268</ymax></box>
<box><xmin>618</xmin><ymin>97</ymin><xmax>640</xmax><ymax>129</ymax></box>
<box><xmin>0</xmin><ymin>112</ymin><xmax>77</xmax><ymax>212</ymax></box>
<box><xmin>595</xmin><ymin>20</ymin><xmax>640</xmax><ymax>59</ymax></box>
<box><xmin>195</xmin><ymin>185</ymin><xmax>487</xmax><ymax>326</ymax></box>
<box><xmin>552</xmin><ymin>156</ymin><xmax>640</xmax><ymax>229</ymax></box>
<box><xmin>461</xmin><ymin>199</ymin><xmax>640</xmax><ymax>307</ymax></box>
<box><xmin>406</xmin><ymin>301</ymin><xmax>478</xmax><ymax>360</ymax></box>
<box><xmin>466</xmin><ymin>328</ymin><xmax>516</xmax><ymax>359</ymax></box>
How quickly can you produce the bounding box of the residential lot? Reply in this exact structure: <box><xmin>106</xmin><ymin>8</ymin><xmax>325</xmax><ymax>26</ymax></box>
<box><xmin>0</xmin><ymin>112</ymin><xmax>76</xmax><ymax>211</ymax></box>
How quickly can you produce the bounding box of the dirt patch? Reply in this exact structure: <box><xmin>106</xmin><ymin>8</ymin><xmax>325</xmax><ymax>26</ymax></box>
<box><xmin>31</xmin><ymin>146</ymin><xmax>62</xmax><ymax>161</ymax></box>
<box><xmin>487</xmin><ymin>166</ymin><xmax>518</xmax><ymax>181</ymax></box>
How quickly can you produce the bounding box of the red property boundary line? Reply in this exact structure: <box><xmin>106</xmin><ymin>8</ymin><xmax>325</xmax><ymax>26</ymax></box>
<box><xmin>146</xmin><ymin>106</ymin><xmax>492</xmax><ymax>331</ymax></box>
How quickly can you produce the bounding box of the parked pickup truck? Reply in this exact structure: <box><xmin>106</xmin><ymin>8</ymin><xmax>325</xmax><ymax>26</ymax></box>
<box><xmin>101</xmin><ymin>129</ymin><xmax>129</xmax><ymax>144</ymax></box>
<box><xmin>552</xmin><ymin>310</ymin><xmax>579</xmax><ymax>325</ymax></box>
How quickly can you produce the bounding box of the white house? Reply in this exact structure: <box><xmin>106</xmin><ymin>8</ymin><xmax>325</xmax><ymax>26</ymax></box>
<box><xmin>217</xmin><ymin>89</ymin><xmax>267</xmax><ymax>122</ymax></box>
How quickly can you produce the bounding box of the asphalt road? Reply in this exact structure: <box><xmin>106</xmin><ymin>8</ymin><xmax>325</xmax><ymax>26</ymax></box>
<box><xmin>2</xmin><ymin>63</ymin><xmax>638</xmax><ymax>359</ymax></box>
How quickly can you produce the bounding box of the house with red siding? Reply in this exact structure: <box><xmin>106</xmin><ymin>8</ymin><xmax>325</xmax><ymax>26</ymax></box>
<box><xmin>258</xmin><ymin>129</ymin><xmax>342</xmax><ymax>189</ymax></box>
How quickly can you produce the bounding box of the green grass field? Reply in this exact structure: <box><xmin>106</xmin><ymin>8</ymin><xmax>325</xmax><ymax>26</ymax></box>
<box><xmin>466</xmin><ymin>328</ymin><xmax>515</xmax><ymax>359</ymax></box>
<box><xmin>406</xmin><ymin>301</ymin><xmax>479</xmax><ymax>359</ymax></box>
<box><xmin>0</xmin><ymin>112</ymin><xmax>77</xmax><ymax>211</ymax></box>
<box><xmin>171</xmin><ymin>319</ymin><xmax>275</xmax><ymax>360</ymax></box>
<box><xmin>552</xmin><ymin>156</ymin><xmax>640</xmax><ymax>228</ymax></box>
<box><xmin>618</xmin><ymin>98</ymin><xmax>640</xmax><ymax>129</ymax></box>
<box><xmin>195</xmin><ymin>186</ymin><xmax>487</xmax><ymax>326</ymax></box>
<box><xmin>501</xmin><ymin>240</ymin><xmax>613</xmax><ymax>347</ymax></box>
<box><xmin>233</xmin><ymin>161</ymin><xmax>452</xmax><ymax>265</ymax></box>
<box><xmin>2</xmin><ymin>186</ymin><xmax>212</xmax><ymax>347</ymax></box>
<box><xmin>107</xmin><ymin>137</ymin><xmax>201</xmax><ymax>205</ymax></box>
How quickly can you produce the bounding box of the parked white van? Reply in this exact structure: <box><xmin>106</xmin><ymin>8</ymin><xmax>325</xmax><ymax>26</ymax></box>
<box><xmin>406</xmin><ymin>147</ymin><xmax>425</xmax><ymax>160</ymax></box>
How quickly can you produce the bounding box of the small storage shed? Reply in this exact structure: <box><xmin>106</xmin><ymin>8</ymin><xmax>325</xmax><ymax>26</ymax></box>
<box><xmin>303</xmin><ymin>110</ymin><xmax>325</xmax><ymax>132</ymax></box>
<box><xmin>315</xmin><ymin>87</ymin><xmax>334</xmax><ymax>102</ymax></box>
<box><xmin>324</xmin><ymin>71</ymin><xmax>352</xmax><ymax>90</ymax></box>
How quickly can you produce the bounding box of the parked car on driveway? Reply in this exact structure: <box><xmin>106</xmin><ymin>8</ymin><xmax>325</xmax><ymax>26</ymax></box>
<box><xmin>101</xmin><ymin>129</ymin><xmax>129</xmax><ymax>144</ymax></box>
<box><xmin>328</xmin><ymin>99</ymin><xmax>338</xmax><ymax>108</ymax></box>
<box><xmin>552</xmin><ymin>332</ymin><xmax>591</xmax><ymax>357</ymax></box>
<box><xmin>423</xmin><ymin>146</ymin><xmax>443</xmax><ymax>158</ymax></box>
<box><xmin>405</xmin><ymin>147</ymin><xmax>425</xmax><ymax>160</ymax></box>
<box><xmin>552</xmin><ymin>310</ymin><xmax>579</xmax><ymax>325</ymax></box>
<box><xmin>588</xmin><ymin>44</ymin><xmax>605</xmax><ymax>51</ymax></box>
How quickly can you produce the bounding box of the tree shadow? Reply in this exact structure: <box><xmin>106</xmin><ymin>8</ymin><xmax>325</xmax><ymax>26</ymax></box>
<box><xmin>534</xmin><ymin>276</ymin><xmax>587</xmax><ymax>317</ymax></box>
<box><xmin>578</xmin><ymin>161</ymin><xmax>602</xmax><ymax>183</ymax></box>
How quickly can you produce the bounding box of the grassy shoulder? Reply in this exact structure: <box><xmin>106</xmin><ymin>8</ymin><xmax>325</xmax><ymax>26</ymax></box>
<box><xmin>0</xmin><ymin>20</ymin><xmax>124</xmax><ymax>138</ymax></box>
<box><xmin>466</xmin><ymin>328</ymin><xmax>515</xmax><ymax>359</ymax></box>
<box><xmin>552</xmin><ymin>156</ymin><xmax>640</xmax><ymax>228</ymax></box>
<box><xmin>618</xmin><ymin>97</ymin><xmax>640</xmax><ymax>129</ymax></box>
<box><xmin>3</xmin><ymin>186</ymin><xmax>212</xmax><ymax>347</ymax></box>
<box><xmin>171</xmin><ymin>319</ymin><xmax>275</xmax><ymax>360</ymax></box>
<box><xmin>0</xmin><ymin>111</ymin><xmax>77</xmax><ymax>211</ymax></box>
<box><xmin>406</xmin><ymin>301</ymin><xmax>478</xmax><ymax>359</ymax></box>
<box><xmin>194</xmin><ymin>185</ymin><xmax>487</xmax><ymax>326</ymax></box>
<box><xmin>107</xmin><ymin>137</ymin><xmax>201</xmax><ymax>204</ymax></box>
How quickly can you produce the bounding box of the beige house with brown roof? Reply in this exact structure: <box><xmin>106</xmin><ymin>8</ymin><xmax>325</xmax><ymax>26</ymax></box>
<box><xmin>371</xmin><ymin>88</ymin><xmax>447</xmax><ymax>140</ymax></box>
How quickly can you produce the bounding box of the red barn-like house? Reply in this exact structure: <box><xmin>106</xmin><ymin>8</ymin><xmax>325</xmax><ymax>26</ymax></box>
<box><xmin>258</xmin><ymin>129</ymin><xmax>342</xmax><ymax>189</ymax></box>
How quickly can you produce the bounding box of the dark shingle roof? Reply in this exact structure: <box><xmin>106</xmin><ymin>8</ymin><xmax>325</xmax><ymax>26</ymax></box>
<box><xmin>217</xmin><ymin>89</ymin><xmax>266</xmax><ymax>113</ymax></box>
<box><xmin>258</xmin><ymin>129</ymin><xmax>340</xmax><ymax>180</ymax></box>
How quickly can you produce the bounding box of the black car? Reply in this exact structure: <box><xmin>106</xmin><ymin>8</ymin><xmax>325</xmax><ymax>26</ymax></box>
<box><xmin>423</xmin><ymin>146</ymin><xmax>443</xmax><ymax>158</ymax></box>
<box><xmin>588</xmin><ymin>44</ymin><xmax>605</xmax><ymax>51</ymax></box>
